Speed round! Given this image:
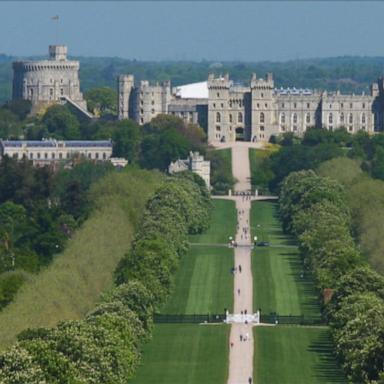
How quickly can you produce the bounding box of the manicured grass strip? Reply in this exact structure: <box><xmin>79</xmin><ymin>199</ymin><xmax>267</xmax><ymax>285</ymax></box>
<box><xmin>161</xmin><ymin>246</ymin><xmax>233</xmax><ymax>314</ymax></box>
<box><xmin>191</xmin><ymin>199</ymin><xmax>237</xmax><ymax>244</ymax></box>
<box><xmin>130</xmin><ymin>324</ymin><xmax>230</xmax><ymax>384</ymax></box>
<box><xmin>251</xmin><ymin>201</ymin><xmax>320</xmax><ymax>316</ymax></box>
<box><xmin>254</xmin><ymin>326</ymin><xmax>346</xmax><ymax>384</ymax></box>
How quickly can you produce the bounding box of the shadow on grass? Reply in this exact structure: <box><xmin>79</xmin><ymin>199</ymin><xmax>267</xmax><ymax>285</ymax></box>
<box><xmin>307</xmin><ymin>331</ymin><xmax>347</xmax><ymax>383</ymax></box>
<box><xmin>281</xmin><ymin>252</ymin><xmax>321</xmax><ymax>316</ymax></box>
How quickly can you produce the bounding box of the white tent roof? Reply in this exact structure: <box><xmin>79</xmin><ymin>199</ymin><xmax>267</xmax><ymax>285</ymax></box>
<box><xmin>174</xmin><ymin>81</ymin><xmax>208</xmax><ymax>99</ymax></box>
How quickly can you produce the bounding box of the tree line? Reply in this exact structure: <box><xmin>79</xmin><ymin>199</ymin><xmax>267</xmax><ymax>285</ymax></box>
<box><xmin>0</xmin><ymin>171</ymin><xmax>212</xmax><ymax>383</ymax></box>
<box><xmin>280</xmin><ymin>169</ymin><xmax>384</xmax><ymax>383</ymax></box>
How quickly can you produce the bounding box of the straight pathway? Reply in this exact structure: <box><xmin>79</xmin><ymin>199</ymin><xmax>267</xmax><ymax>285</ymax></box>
<box><xmin>227</xmin><ymin>144</ymin><xmax>254</xmax><ymax>384</ymax></box>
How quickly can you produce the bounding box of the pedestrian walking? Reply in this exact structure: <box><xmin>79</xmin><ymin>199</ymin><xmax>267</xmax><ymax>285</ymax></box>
<box><xmin>240</xmin><ymin>334</ymin><xmax>243</xmax><ymax>342</ymax></box>
<box><xmin>237</xmin><ymin>288</ymin><xmax>240</xmax><ymax>295</ymax></box>
<box><xmin>230</xmin><ymin>341</ymin><xmax>234</xmax><ymax>348</ymax></box>
<box><xmin>248</xmin><ymin>376</ymin><xmax>252</xmax><ymax>384</ymax></box>
<box><xmin>239</xmin><ymin>264</ymin><xmax>242</xmax><ymax>273</ymax></box>
<box><xmin>244</xmin><ymin>309</ymin><xmax>247</xmax><ymax>315</ymax></box>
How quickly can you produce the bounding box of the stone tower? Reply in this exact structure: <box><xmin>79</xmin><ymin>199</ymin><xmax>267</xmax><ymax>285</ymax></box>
<box><xmin>207</xmin><ymin>73</ymin><xmax>231</xmax><ymax>142</ymax></box>
<box><xmin>12</xmin><ymin>45</ymin><xmax>87</xmax><ymax>114</ymax></box>
<box><xmin>250</xmin><ymin>73</ymin><xmax>276</xmax><ymax>141</ymax></box>
<box><xmin>118</xmin><ymin>74</ymin><xmax>134</xmax><ymax>120</ymax></box>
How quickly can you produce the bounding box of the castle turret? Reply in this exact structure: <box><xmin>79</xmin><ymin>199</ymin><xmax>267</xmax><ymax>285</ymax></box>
<box><xmin>118</xmin><ymin>74</ymin><xmax>134</xmax><ymax>120</ymax></box>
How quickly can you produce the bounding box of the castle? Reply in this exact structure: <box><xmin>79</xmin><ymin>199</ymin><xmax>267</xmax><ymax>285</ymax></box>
<box><xmin>11</xmin><ymin>45</ymin><xmax>384</xmax><ymax>143</ymax></box>
<box><xmin>12</xmin><ymin>45</ymin><xmax>90</xmax><ymax>117</ymax></box>
<box><xmin>118</xmin><ymin>72</ymin><xmax>384</xmax><ymax>143</ymax></box>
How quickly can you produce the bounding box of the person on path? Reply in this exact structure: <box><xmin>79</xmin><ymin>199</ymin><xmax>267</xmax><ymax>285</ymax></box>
<box><xmin>248</xmin><ymin>377</ymin><xmax>252</xmax><ymax>384</ymax></box>
<box><xmin>240</xmin><ymin>334</ymin><xmax>243</xmax><ymax>342</ymax></box>
<box><xmin>239</xmin><ymin>264</ymin><xmax>242</xmax><ymax>273</ymax></box>
<box><xmin>230</xmin><ymin>341</ymin><xmax>234</xmax><ymax>348</ymax></box>
<box><xmin>237</xmin><ymin>288</ymin><xmax>240</xmax><ymax>295</ymax></box>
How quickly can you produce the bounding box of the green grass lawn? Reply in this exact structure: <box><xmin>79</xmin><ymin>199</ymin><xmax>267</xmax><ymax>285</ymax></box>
<box><xmin>254</xmin><ymin>326</ymin><xmax>346</xmax><ymax>384</ymax></box>
<box><xmin>161</xmin><ymin>246</ymin><xmax>233</xmax><ymax>314</ymax></box>
<box><xmin>130</xmin><ymin>324</ymin><xmax>230</xmax><ymax>384</ymax></box>
<box><xmin>251</xmin><ymin>201</ymin><xmax>320</xmax><ymax>316</ymax></box>
<box><xmin>191</xmin><ymin>199</ymin><xmax>237</xmax><ymax>244</ymax></box>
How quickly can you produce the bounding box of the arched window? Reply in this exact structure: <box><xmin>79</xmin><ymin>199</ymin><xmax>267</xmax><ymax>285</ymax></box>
<box><xmin>292</xmin><ymin>113</ymin><xmax>297</xmax><ymax>124</ymax></box>
<box><xmin>280</xmin><ymin>112</ymin><xmax>286</xmax><ymax>124</ymax></box>
<box><xmin>95</xmin><ymin>153</ymin><xmax>99</xmax><ymax>159</ymax></box>
<box><xmin>103</xmin><ymin>153</ymin><xmax>107</xmax><ymax>160</ymax></box>
<box><xmin>229</xmin><ymin>114</ymin><xmax>233</xmax><ymax>123</ymax></box>
<box><xmin>328</xmin><ymin>113</ymin><xmax>333</xmax><ymax>124</ymax></box>
<box><xmin>340</xmin><ymin>112</ymin><xmax>344</xmax><ymax>123</ymax></box>
<box><xmin>361</xmin><ymin>113</ymin><xmax>366</xmax><ymax>124</ymax></box>
<box><xmin>216</xmin><ymin>112</ymin><xmax>221</xmax><ymax>123</ymax></box>
<box><xmin>306</xmin><ymin>113</ymin><xmax>310</xmax><ymax>124</ymax></box>
<box><xmin>238</xmin><ymin>112</ymin><xmax>243</xmax><ymax>123</ymax></box>
<box><xmin>349</xmin><ymin>114</ymin><xmax>353</xmax><ymax>124</ymax></box>
<box><xmin>260</xmin><ymin>112</ymin><xmax>265</xmax><ymax>123</ymax></box>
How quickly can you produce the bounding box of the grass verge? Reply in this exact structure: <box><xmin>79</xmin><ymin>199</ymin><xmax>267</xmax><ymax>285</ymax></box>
<box><xmin>251</xmin><ymin>201</ymin><xmax>320</xmax><ymax>316</ymax></box>
<box><xmin>130</xmin><ymin>324</ymin><xmax>230</xmax><ymax>384</ymax></box>
<box><xmin>254</xmin><ymin>326</ymin><xmax>346</xmax><ymax>384</ymax></box>
<box><xmin>161</xmin><ymin>246</ymin><xmax>233</xmax><ymax>314</ymax></box>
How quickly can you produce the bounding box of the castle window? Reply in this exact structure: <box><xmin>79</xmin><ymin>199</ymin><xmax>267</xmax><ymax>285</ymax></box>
<box><xmin>239</xmin><ymin>100</ymin><xmax>242</xmax><ymax>107</ymax></box>
<box><xmin>216</xmin><ymin>112</ymin><xmax>221</xmax><ymax>123</ymax></box>
<box><xmin>363</xmin><ymin>103</ymin><xmax>366</xmax><ymax>109</ymax></box>
<box><xmin>29</xmin><ymin>89</ymin><xmax>33</xmax><ymax>97</ymax></box>
<box><xmin>140</xmin><ymin>118</ymin><xmax>144</xmax><ymax>124</ymax></box>
<box><xmin>61</xmin><ymin>79</ymin><xmax>63</xmax><ymax>84</ymax></box>
<box><xmin>341</xmin><ymin>103</ymin><xmax>344</xmax><ymax>108</ymax></box>
<box><xmin>238</xmin><ymin>112</ymin><xmax>243</xmax><ymax>123</ymax></box>
<box><xmin>59</xmin><ymin>153</ymin><xmax>62</xmax><ymax>159</ymax></box>
<box><xmin>151</xmin><ymin>100</ymin><xmax>154</xmax><ymax>105</ymax></box>
<box><xmin>350</xmin><ymin>103</ymin><xmax>353</xmax><ymax>109</ymax></box>
<box><xmin>103</xmin><ymin>153</ymin><xmax>107</xmax><ymax>160</ymax></box>
<box><xmin>306</xmin><ymin>113</ymin><xmax>310</xmax><ymax>124</ymax></box>
<box><xmin>281</xmin><ymin>126</ymin><xmax>286</xmax><ymax>131</ymax></box>
<box><xmin>265</xmin><ymin>103</ymin><xmax>268</xmax><ymax>108</ymax></box>
<box><xmin>213</xmin><ymin>103</ymin><xmax>216</xmax><ymax>108</ymax></box>
<box><xmin>307</xmin><ymin>103</ymin><xmax>310</xmax><ymax>109</ymax></box>
<box><xmin>349</xmin><ymin>126</ymin><xmax>353</xmax><ymax>132</ymax></box>
<box><xmin>229</xmin><ymin>114</ymin><xmax>233</xmax><ymax>123</ymax></box>
<box><xmin>294</xmin><ymin>103</ymin><xmax>297</xmax><ymax>108</ymax></box>
<box><xmin>216</xmin><ymin>125</ymin><xmax>221</xmax><ymax>131</ymax></box>
<box><xmin>260</xmin><ymin>126</ymin><xmax>265</xmax><ymax>131</ymax></box>
<box><xmin>293</xmin><ymin>126</ymin><xmax>297</xmax><ymax>131</ymax></box>
<box><xmin>217</xmin><ymin>92</ymin><xmax>220</xmax><ymax>98</ymax></box>
<box><xmin>292</xmin><ymin>113</ymin><xmax>298</xmax><ymax>124</ymax></box>
<box><xmin>340</xmin><ymin>113</ymin><xmax>344</xmax><ymax>123</ymax></box>
<box><xmin>257</xmin><ymin>103</ymin><xmax>260</xmax><ymax>108</ymax></box>
<box><xmin>151</xmin><ymin>109</ymin><xmax>155</xmax><ymax>114</ymax></box>
<box><xmin>140</xmin><ymin>109</ymin><xmax>143</xmax><ymax>114</ymax></box>
<box><xmin>328</xmin><ymin>113</ymin><xmax>333</xmax><ymax>124</ymax></box>
<box><xmin>88</xmin><ymin>153</ymin><xmax>92</xmax><ymax>159</ymax></box>
<box><xmin>362</xmin><ymin>113</ymin><xmax>366</xmax><ymax>124</ymax></box>
<box><xmin>37</xmin><ymin>153</ymin><xmax>40</xmax><ymax>159</ymax></box>
<box><xmin>221</xmin><ymin>103</ymin><xmax>224</xmax><ymax>108</ymax></box>
<box><xmin>96</xmin><ymin>153</ymin><xmax>99</xmax><ymax>159</ymax></box>
<box><xmin>44</xmin><ymin>153</ymin><xmax>48</xmax><ymax>159</ymax></box>
<box><xmin>229</xmin><ymin>101</ymin><xmax>232</xmax><ymax>108</ymax></box>
<box><xmin>329</xmin><ymin>104</ymin><xmax>332</xmax><ymax>109</ymax></box>
<box><xmin>30</xmin><ymin>153</ymin><xmax>33</xmax><ymax>160</ymax></box>
<box><xmin>50</xmin><ymin>89</ymin><xmax>53</xmax><ymax>96</ymax></box>
<box><xmin>51</xmin><ymin>153</ymin><xmax>55</xmax><ymax>159</ymax></box>
<box><xmin>261</xmin><ymin>93</ymin><xmax>264</xmax><ymax>98</ymax></box>
<box><xmin>260</xmin><ymin>112</ymin><xmax>265</xmax><ymax>124</ymax></box>
<box><xmin>280</xmin><ymin>112</ymin><xmax>286</xmax><ymax>124</ymax></box>
<box><xmin>349</xmin><ymin>113</ymin><xmax>353</xmax><ymax>124</ymax></box>
<box><xmin>60</xmin><ymin>88</ymin><xmax>64</xmax><ymax>96</ymax></box>
<box><xmin>282</xmin><ymin>103</ymin><xmax>285</xmax><ymax>108</ymax></box>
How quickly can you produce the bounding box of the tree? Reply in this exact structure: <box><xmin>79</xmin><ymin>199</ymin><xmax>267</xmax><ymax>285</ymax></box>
<box><xmin>112</xmin><ymin>120</ymin><xmax>141</xmax><ymax>163</ymax></box>
<box><xmin>42</xmin><ymin>105</ymin><xmax>80</xmax><ymax>139</ymax></box>
<box><xmin>84</xmin><ymin>87</ymin><xmax>117</xmax><ymax>117</ymax></box>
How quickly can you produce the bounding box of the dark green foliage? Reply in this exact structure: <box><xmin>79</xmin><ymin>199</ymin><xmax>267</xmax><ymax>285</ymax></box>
<box><xmin>0</xmin><ymin>271</ymin><xmax>30</xmax><ymax>308</ymax></box>
<box><xmin>84</xmin><ymin>87</ymin><xmax>117</xmax><ymax>117</ymax></box>
<box><xmin>206</xmin><ymin>149</ymin><xmax>235</xmax><ymax>194</ymax></box>
<box><xmin>42</xmin><ymin>105</ymin><xmax>81</xmax><ymax>140</ymax></box>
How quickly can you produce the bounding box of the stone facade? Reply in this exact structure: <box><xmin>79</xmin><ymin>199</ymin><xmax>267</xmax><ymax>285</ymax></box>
<box><xmin>118</xmin><ymin>72</ymin><xmax>384</xmax><ymax>143</ymax></box>
<box><xmin>0</xmin><ymin>139</ymin><xmax>112</xmax><ymax>166</ymax></box>
<box><xmin>12</xmin><ymin>45</ymin><xmax>88</xmax><ymax>115</ymax></box>
<box><xmin>168</xmin><ymin>151</ymin><xmax>210</xmax><ymax>188</ymax></box>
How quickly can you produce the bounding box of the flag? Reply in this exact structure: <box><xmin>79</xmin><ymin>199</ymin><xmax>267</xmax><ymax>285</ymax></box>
<box><xmin>51</xmin><ymin>15</ymin><xmax>59</xmax><ymax>20</ymax></box>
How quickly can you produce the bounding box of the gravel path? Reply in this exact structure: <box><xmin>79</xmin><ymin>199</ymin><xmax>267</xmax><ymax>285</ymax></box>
<box><xmin>227</xmin><ymin>144</ymin><xmax>254</xmax><ymax>384</ymax></box>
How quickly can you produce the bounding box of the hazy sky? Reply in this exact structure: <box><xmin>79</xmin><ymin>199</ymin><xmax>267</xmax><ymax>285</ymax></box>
<box><xmin>0</xmin><ymin>1</ymin><xmax>382</xmax><ymax>61</ymax></box>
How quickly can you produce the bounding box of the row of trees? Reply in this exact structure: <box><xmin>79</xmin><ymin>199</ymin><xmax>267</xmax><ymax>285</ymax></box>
<box><xmin>0</xmin><ymin>171</ymin><xmax>212</xmax><ymax>382</ymax></box>
<box><xmin>280</xmin><ymin>170</ymin><xmax>384</xmax><ymax>382</ymax></box>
